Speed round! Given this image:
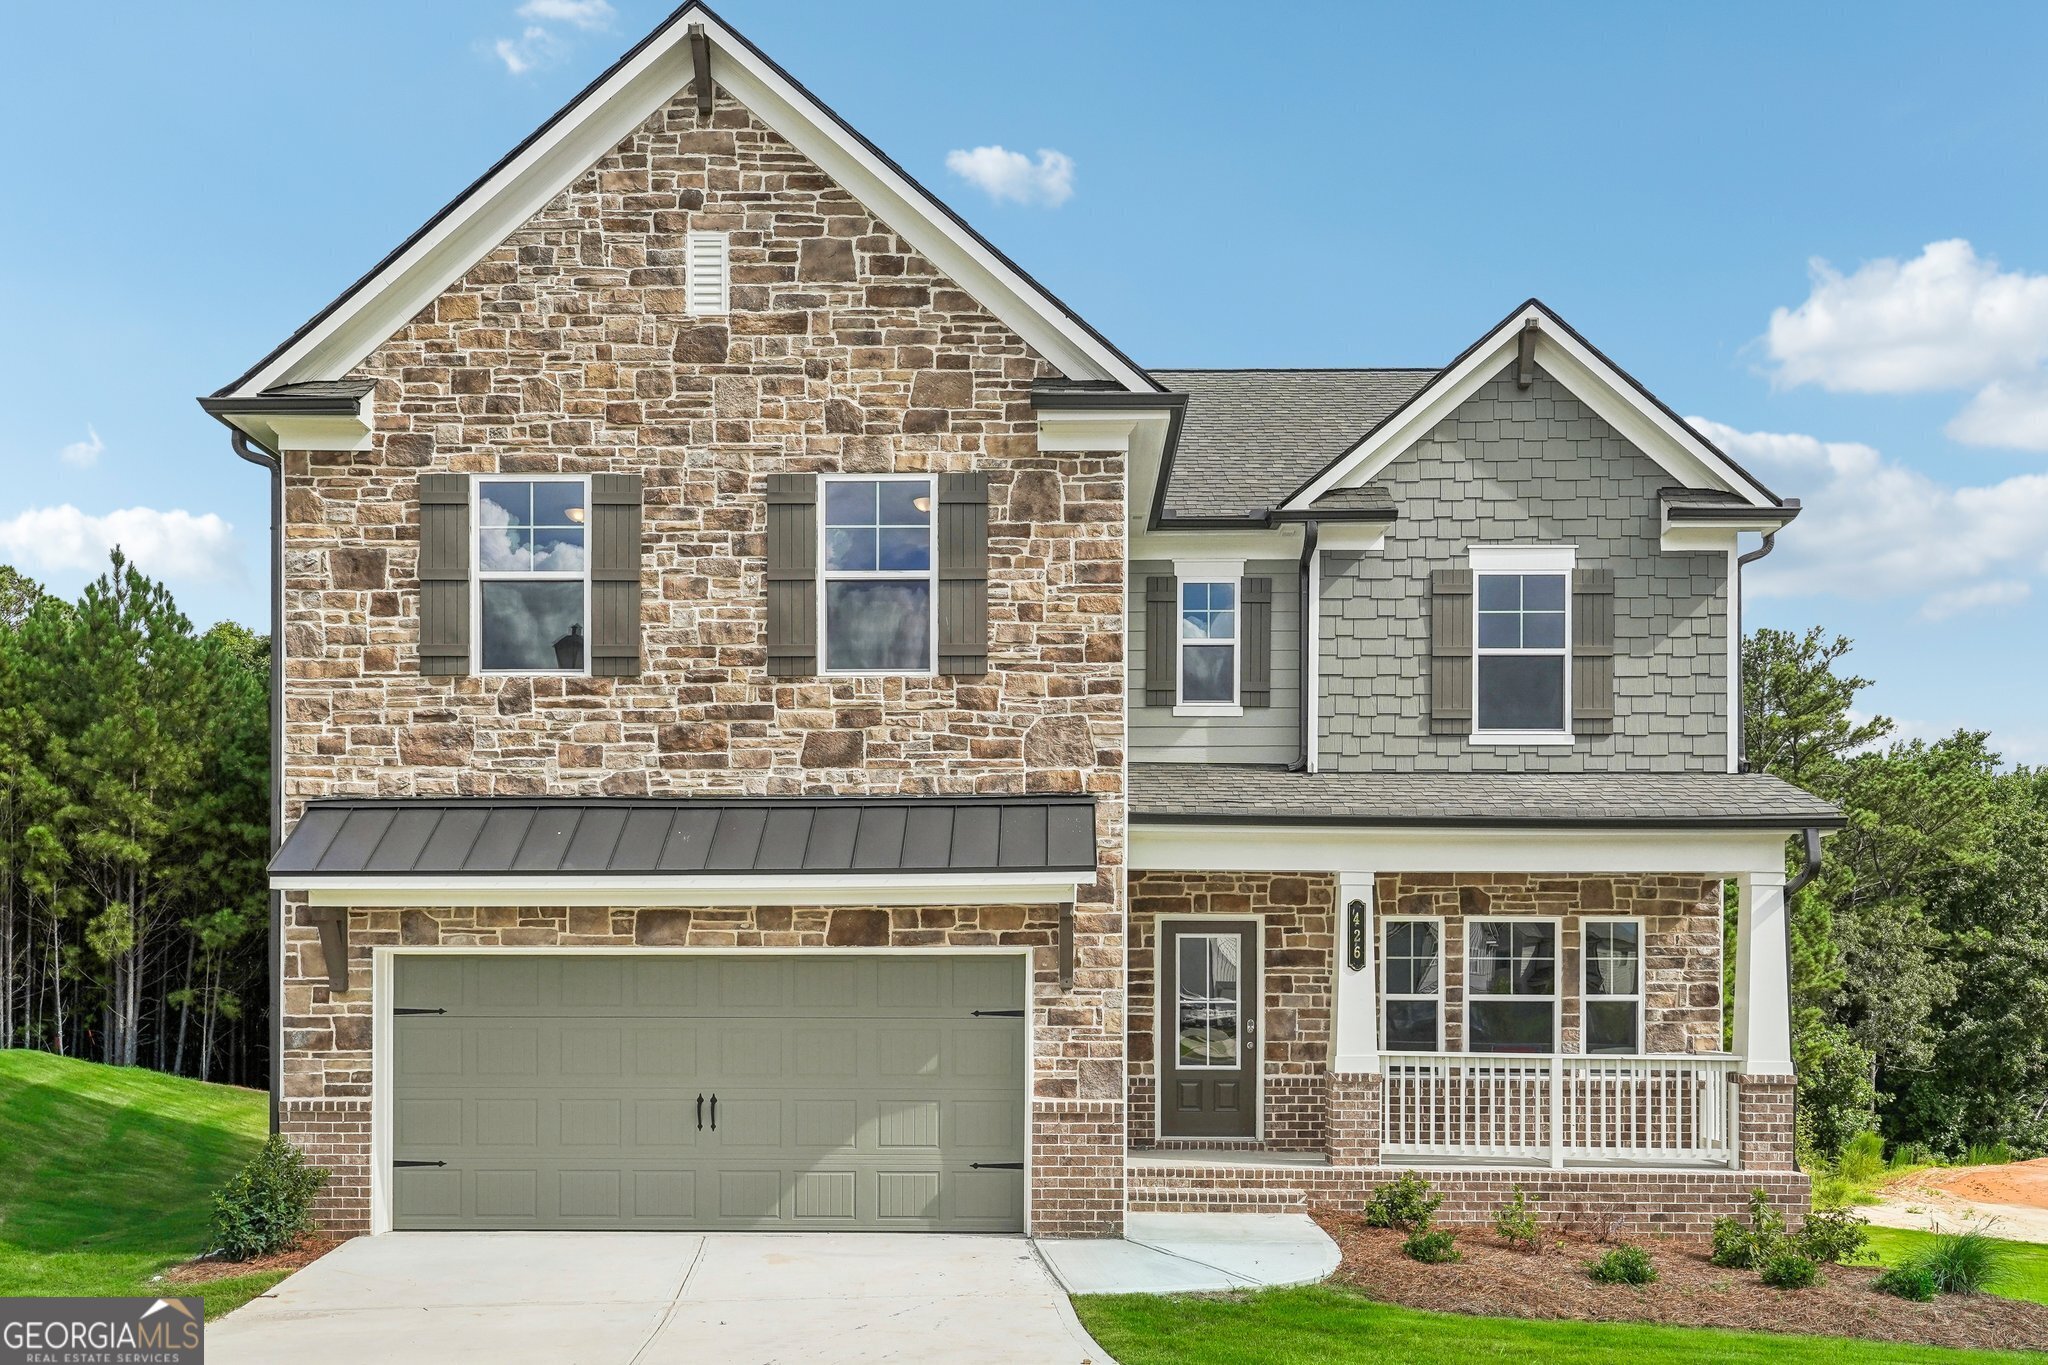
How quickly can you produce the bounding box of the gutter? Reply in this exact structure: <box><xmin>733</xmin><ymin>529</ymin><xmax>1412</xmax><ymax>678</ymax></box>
<box><xmin>230</xmin><ymin>430</ymin><xmax>285</xmax><ymax>1137</ymax></box>
<box><xmin>1733</xmin><ymin>532</ymin><xmax>1776</xmax><ymax>772</ymax></box>
<box><xmin>1290</xmin><ymin>519</ymin><xmax>1319</xmax><ymax>772</ymax></box>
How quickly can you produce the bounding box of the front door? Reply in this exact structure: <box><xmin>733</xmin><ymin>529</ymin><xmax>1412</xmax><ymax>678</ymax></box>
<box><xmin>1159</xmin><ymin>919</ymin><xmax>1258</xmax><ymax>1139</ymax></box>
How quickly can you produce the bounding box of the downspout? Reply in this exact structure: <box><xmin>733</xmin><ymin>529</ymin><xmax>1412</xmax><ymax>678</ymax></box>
<box><xmin>231</xmin><ymin>430</ymin><xmax>285</xmax><ymax>1136</ymax></box>
<box><xmin>1733</xmin><ymin>532</ymin><xmax>1775</xmax><ymax>773</ymax></box>
<box><xmin>1290</xmin><ymin>519</ymin><xmax>1319</xmax><ymax>773</ymax></box>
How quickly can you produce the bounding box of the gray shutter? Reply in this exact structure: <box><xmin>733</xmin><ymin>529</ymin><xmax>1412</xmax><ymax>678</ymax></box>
<box><xmin>1144</xmin><ymin>576</ymin><xmax>1176</xmax><ymax>707</ymax></box>
<box><xmin>765</xmin><ymin>474</ymin><xmax>817</xmax><ymax>676</ymax></box>
<box><xmin>1572</xmin><ymin>567</ymin><xmax>1616</xmax><ymax>735</ymax></box>
<box><xmin>418</xmin><ymin>473</ymin><xmax>470</xmax><ymax>676</ymax></box>
<box><xmin>937</xmin><ymin>473</ymin><xmax>989</xmax><ymax>676</ymax></box>
<box><xmin>589</xmin><ymin>473</ymin><xmax>642</xmax><ymax>677</ymax></box>
<box><xmin>1428</xmin><ymin>568</ymin><xmax>1473</xmax><ymax>734</ymax></box>
<box><xmin>1241</xmin><ymin>576</ymin><xmax>1272</xmax><ymax>707</ymax></box>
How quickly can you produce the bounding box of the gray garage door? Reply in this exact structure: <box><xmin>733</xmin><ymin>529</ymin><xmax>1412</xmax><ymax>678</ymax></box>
<box><xmin>390</xmin><ymin>954</ymin><xmax>1026</xmax><ymax>1231</ymax></box>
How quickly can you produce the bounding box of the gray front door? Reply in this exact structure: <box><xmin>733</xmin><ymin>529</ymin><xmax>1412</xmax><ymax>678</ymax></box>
<box><xmin>1159</xmin><ymin>919</ymin><xmax>1258</xmax><ymax>1139</ymax></box>
<box><xmin>390</xmin><ymin>953</ymin><xmax>1026</xmax><ymax>1231</ymax></box>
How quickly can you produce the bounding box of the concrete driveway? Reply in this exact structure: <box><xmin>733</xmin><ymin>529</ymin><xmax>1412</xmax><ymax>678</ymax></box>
<box><xmin>208</xmin><ymin>1232</ymin><xmax>1110</xmax><ymax>1364</ymax></box>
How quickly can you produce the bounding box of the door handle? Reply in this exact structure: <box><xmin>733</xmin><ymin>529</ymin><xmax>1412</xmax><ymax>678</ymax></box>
<box><xmin>696</xmin><ymin>1094</ymin><xmax>704</xmax><ymax>1131</ymax></box>
<box><xmin>710</xmin><ymin>1094</ymin><xmax>718</xmax><ymax>1131</ymax></box>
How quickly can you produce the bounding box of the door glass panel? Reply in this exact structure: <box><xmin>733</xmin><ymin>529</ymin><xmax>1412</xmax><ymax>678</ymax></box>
<box><xmin>1175</xmin><ymin>932</ymin><xmax>1241</xmax><ymax>1068</ymax></box>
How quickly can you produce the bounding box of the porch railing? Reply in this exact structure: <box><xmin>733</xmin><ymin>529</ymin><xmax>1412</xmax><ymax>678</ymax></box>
<box><xmin>1378</xmin><ymin>1053</ymin><xmax>1740</xmax><ymax>1167</ymax></box>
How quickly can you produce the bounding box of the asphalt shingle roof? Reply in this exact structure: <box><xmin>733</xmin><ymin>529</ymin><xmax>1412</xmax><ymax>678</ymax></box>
<box><xmin>1130</xmin><ymin>765</ymin><xmax>1842</xmax><ymax>829</ymax></box>
<box><xmin>1147</xmin><ymin>369</ymin><xmax>1438</xmax><ymax>521</ymax></box>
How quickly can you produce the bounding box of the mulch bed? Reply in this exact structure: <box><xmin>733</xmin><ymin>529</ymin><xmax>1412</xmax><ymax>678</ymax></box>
<box><xmin>161</xmin><ymin>1236</ymin><xmax>340</xmax><ymax>1286</ymax></box>
<box><xmin>1313</xmin><ymin>1209</ymin><xmax>2048</xmax><ymax>1353</ymax></box>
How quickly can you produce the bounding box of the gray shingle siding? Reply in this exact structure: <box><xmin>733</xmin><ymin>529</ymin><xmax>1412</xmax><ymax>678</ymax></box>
<box><xmin>1318</xmin><ymin>363</ymin><xmax>1729</xmax><ymax>773</ymax></box>
<box><xmin>1130</xmin><ymin>559</ymin><xmax>1300</xmax><ymax>765</ymax></box>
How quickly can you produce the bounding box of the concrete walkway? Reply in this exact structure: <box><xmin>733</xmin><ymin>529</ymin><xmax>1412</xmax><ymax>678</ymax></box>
<box><xmin>1036</xmin><ymin>1213</ymin><xmax>1340</xmax><ymax>1295</ymax></box>
<box><xmin>209</xmin><ymin>1232</ymin><xmax>1111</xmax><ymax>1364</ymax></box>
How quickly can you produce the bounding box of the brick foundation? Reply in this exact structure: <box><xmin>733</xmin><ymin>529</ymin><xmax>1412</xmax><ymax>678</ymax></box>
<box><xmin>280</xmin><ymin>1099</ymin><xmax>373</xmax><ymax>1235</ymax></box>
<box><xmin>1032</xmin><ymin>1100</ymin><xmax>1127</xmax><ymax>1238</ymax></box>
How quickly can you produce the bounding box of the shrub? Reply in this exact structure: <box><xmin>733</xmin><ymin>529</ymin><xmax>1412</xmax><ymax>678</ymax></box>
<box><xmin>1402</xmin><ymin>1228</ymin><xmax>1461</xmax><ymax>1264</ymax></box>
<box><xmin>1492</xmin><ymin>1186</ymin><xmax>1541</xmax><ymax>1252</ymax></box>
<box><xmin>1964</xmin><ymin>1141</ymin><xmax>2014</xmax><ymax>1168</ymax></box>
<box><xmin>1759</xmin><ymin>1247</ymin><xmax>1820</xmax><ymax>1289</ymax></box>
<box><xmin>1586</xmin><ymin>1245</ymin><xmax>1657</xmax><ymax>1285</ymax></box>
<box><xmin>1873</xmin><ymin>1265</ymin><xmax>1938</xmax><ymax>1302</ymax></box>
<box><xmin>1837</xmin><ymin>1131</ymin><xmax>1887</xmax><ymax>1187</ymax></box>
<box><xmin>1709</xmin><ymin>1188</ymin><xmax>1787</xmax><ymax>1269</ymax></box>
<box><xmin>210</xmin><ymin>1135</ymin><xmax>328</xmax><ymax>1260</ymax></box>
<box><xmin>1910</xmin><ymin>1227</ymin><xmax>2010</xmax><ymax>1295</ymax></box>
<box><xmin>1365</xmin><ymin>1172</ymin><xmax>1443</xmax><ymax>1234</ymax></box>
<box><xmin>1797</xmin><ymin>1204</ymin><xmax>1871</xmax><ymax>1265</ymax></box>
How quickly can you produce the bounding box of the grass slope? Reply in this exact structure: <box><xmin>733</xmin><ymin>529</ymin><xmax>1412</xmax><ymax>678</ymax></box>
<box><xmin>1075</xmin><ymin>1285</ymin><xmax>2042</xmax><ymax>1364</ymax></box>
<box><xmin>1866</xmin><ymin>1226</ymin><xmax>2048</xmax><ymax>1305</ymax></box>
<box><xmin>0</xmin><ymin>1049</ymin><xmax>284</xmax><ymax>1318</ymax></box>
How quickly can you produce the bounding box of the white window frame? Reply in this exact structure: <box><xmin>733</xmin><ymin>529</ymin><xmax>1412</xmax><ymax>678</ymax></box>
<box><xmin>472</xmin><ymin>473</ymin><xmax>593</xmax><ymax>677</ymax></box>
<box><xmin>1579</xmin><ymin>915</ymin><xmax>1646</xmax><ymax>1057</ymax></box>
<box><xmin>1379</xmin><ymin>915</ymin><xmax>1444</xmax><ymax>1053</ymax></box>
<box><xmin>1463</xmin><ymin>915</ymin><xmax>1562</xmax><ymax>1055</ymax></box>
<box><xmin>818</xmin><ymin>472</ymin><xmax>938</xmax><ymax>677</ymax></box>
<box><xmin>1172</xmin><ymin>558</ymin><xmax>1244</xmax><ymax>717</ymax></box>
<box><xmin>1469</xmin><ymin>544</ymin><xmax>1575</xmax><ymax>745</ymax></box>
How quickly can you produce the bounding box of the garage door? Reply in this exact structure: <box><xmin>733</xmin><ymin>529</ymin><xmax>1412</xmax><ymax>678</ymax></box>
<box><xmin>389</xmin><ymin>953</ymin><xmax>1026</xmax><ymax>1231</ymax></box>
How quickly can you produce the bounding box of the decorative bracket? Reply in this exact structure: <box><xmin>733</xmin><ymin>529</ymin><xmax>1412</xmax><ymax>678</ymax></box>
<box><xmin>689</xmin><ymin>23</ymin><xmax>713</xmax><ymax>115</ymax></box>
<box><xmin>1059</xmin><ymin>902</ymin><xmax>1075</xmax><ymax>990</ymax></box>
<box><xmin>1516</xmin><ymin>317</ymin><xmax>1539</xmax><ymax>389</ymax></box>
<box><xmin>305</xmin><ymin>906</ymin><xmax>350</xmax><ymax>993</ymax></box>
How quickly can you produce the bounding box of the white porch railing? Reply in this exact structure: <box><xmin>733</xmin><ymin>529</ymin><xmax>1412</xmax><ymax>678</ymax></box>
<box><xmin>1378</xmin><ymin>1053</ymin><xmax>1740</xmax><ymax>1167</ymax></box>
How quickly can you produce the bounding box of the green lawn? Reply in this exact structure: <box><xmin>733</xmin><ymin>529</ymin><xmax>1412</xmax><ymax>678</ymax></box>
<box><xmin>1074</xmin><ymin>1284</ymin><xmax>2040</xmax><ymax>1364</ymax></box>
<box><xmin>1865</xmin><ymin>1225</ymin><xmax>2048</xmax><ymax>1305</ymax></box>
<box><xmin>0</xmin><ymin>1049</ymin><xmax>286</xmax><ymax>1318</ymax></box>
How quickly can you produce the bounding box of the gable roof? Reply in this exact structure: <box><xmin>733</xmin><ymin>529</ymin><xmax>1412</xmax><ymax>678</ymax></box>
<box><xmin>1145</xmin><ymin>369</ymin><xmax>1436</xmax><ymax>522</ymax></box>
<box><xmin>1281</xmin><ymin>299</ymin><xmax>1783</xmax><ymax>512</ymax></box>
<box><xmin>210</xmin><ymin>1</ymin><xmax>1158</xmax><ymax>402</ymax></box>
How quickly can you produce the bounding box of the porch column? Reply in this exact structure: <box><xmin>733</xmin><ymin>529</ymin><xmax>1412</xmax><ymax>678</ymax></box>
<box><xmin>1732</xmin><ymin>871</ymin><xmax>1793</xmax><ymax>1074</ymax></box>
<box><xmin>1325</xmin><ymin>871</ymin><xmax>1383</xmax><ymax>1166</ymax></box>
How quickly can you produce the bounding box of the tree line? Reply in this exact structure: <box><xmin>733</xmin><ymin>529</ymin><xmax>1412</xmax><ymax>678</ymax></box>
<box><xmin>0</xmin><ymin>554</ymin><xmax>268</xmax><ymax>1086</ymax></box>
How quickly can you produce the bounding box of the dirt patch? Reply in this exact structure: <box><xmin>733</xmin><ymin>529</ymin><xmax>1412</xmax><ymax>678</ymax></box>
<box><xmin>1314</xmin><ymin>1209</ymin><xmax>2048</xmax><ymax>1353</ymax></box>
<box><xmin>1915</xmin><ymin>1159</ymin><xmax>2048</xmax><ymax>1210</ymax></box>
<box><xmin>162</xmin><ymin>1236</ymin><xmax>341</xmax><ymax>1286</ymax></box>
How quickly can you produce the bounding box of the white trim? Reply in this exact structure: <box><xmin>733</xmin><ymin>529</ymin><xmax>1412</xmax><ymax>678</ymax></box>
<box><xmin>1467</xmin><ymin>731</ymin><xmax>1575</xmax><ymax>747</ymax></box>
<box><xmin>1130</xmin><ymin>823</ymin><xmax>1791</xmax><ymax>878</ymax></box>
<box><xmin>1129</xmin><ymin>527</ymin><xmax>1302</xmax><ymax>562</ymax></box>
<box><xmin>472</xmin><ymin>473</ymin><xmax>593</xmax><ymax>677</ymax></box>
<box><xmin>1173</xmin><ymin>703</ymin><xmax>1243</xmax><ymax>719</ymax></box>
<box><xmin>1660</xmin><ymin>523</ymin><xmax>1744</xmax><ymax>553</ymax></box>
<box><xmin>1463</xmin><ymin>915</ymin><xmax>1563</xmax><ymax>1056</ymax></box>
<box><xmin>225</xmin><ymin>4</ymin><xmax>1152</xmax><ymax>398</ymax></box>
<box><xmin>1173</xmin><ymin>566</ymin><xmax>1243</xmax><ymax>711</ymax></box>
<box><xmin>1469</xmin><ymin>545</ymin><xmax>1576</xmax><ymax>574</ymax></box>
<box><xmin>1330</xmin><ymin>872</ymin><xmax>1374</xmax><ymax>1070</ymax></box>
<box><xmin>1153</xmin><ymin>913</ymin><xmax>1265</xmax><ymax>1141</ymax></box>
<box><xmin>817</xmin><ymin>472</ymin><xmax>937</xmax><ymax>677</ymax></box>
<box><xmin>368</xmin><ymin>944</ymin><xmax>1035</xmax><ymax>1236</ymax></box>
<box><xmin>1285</xmin><ymin>303</ymin><xmax>1776</xmax><ymax>512</ymax></box>
<box><xmin>1379</xmin><ymin>914</ymin><xmax>1445</xmax><ymax>1054</ymax></box>
<box><xmin>1471</xmin><ymin>548</ymin><xmax>1573</xmax><ymax>741</ymax></box>
<box><xmin>268</xmin><ymin>410</ymin><xmax>374</xmax><ymax>452</ymax></box>
<box><xmin>1305</xmin><ymin>550</ymin><xmax>1321</xmax><ymax>774</ymax></box>
<box><xmin>281</xmin><ymin>871</ymin><xmax>1090</xmax><ymax>906</ymax></box>
<box><xmin>1579</xmin><ymin>915</ymin><xmax>1645</xmax><ymax>1056</ymax></box>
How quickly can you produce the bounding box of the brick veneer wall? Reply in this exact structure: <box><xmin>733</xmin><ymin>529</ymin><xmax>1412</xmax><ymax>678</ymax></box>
<box><xmin>276</xmin><ymin>81</ymin><xmax>1128</xmax><ymax>1237</ymax></box>
<box><xmin>282</xmin><ymin>901</ymin><xmax>1119</xmax><ymax>1235</ymax></box>
<box><xmin>1376</xmin><ymin>873</ymin><xmax>1722</xmax><ymax>1055</ymax></box>
<box><xmin>1127</xmin><ymin>872</ymin><xmax>1334</xmax><ymax>1150</ymax></box>
<box><xmin>1737</xmin><ymin>1074</ymin><xmax>1799</xmax><ymax>1171</ymax></box>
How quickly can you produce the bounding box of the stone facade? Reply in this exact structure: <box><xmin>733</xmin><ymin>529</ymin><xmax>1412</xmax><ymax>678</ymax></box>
<box><xmin>1126</xmin><ymin>871</ymin><xmax>1335</xmax><ymax>1150</ymax></box>
<box><xmin>1319</xmin><ymin>364</ymin><xmax>1730</xmax><ymax>772</ymax></box>
<box><xmin>276</xmin><ymin>82</ymin><xmax>1126</xmax><ymax>1238</ymax></box>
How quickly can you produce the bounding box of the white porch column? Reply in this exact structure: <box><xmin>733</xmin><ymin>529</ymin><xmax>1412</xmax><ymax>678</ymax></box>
<box><xmin>1732</xmin><ymin>870</ymin><xmax>1794</xmax><ymax>1075</ymax></box>
<box><xmin>1331</xmin><ymin>871</ymin><xmax>1380</xmax><ymax>1073</ymax></box>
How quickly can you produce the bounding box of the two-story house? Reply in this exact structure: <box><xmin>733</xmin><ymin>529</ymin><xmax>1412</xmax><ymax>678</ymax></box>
<box><xmin>201</xmin><ymin>2</ymin><xmax>1835</xmax><ymax>1244</ymax></box>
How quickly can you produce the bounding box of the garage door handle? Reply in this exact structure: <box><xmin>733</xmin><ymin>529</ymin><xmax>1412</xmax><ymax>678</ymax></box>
<box><xmin>970</xmin><ymin>1162</ymin><xmax>1023</xmax><ymax>1170</ymax></box>
<box><xmin>696</xmin><ymin>1094</ymin><xmax>704</xmax><ymax>1131</ymax></box>
<box><xmin>393</xmin><ymin>1160</ymin><xmax>446</xmax><ymax>1168</ymax></box>
<box><xmin>971</xmin><ymin>1009</ymin><xmax>1025</xmax><ymax>1018</ymax></box>
<box><xmin>710</xmin><ymin>1095</ymin><xmax>718</xmax><ymax>1130</ymax></box>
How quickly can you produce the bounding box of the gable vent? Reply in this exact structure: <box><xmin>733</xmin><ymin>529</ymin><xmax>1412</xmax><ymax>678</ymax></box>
<box><xmin>686</xmin><ymin>230</ymin><xmax>729</xmax><ymax>315</ymax></box>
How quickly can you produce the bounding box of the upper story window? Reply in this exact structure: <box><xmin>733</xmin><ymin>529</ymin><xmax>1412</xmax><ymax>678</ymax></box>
<box><xmin>1178</xmin><ymin>580</ymin><xmax>1238</xmax><ymax>707</ymax></box>
<box><xmin>821</xmin><ymin>475</ymin><xmax>934</xmax><ymax>673</ymax></box>
<box><xmin>476</xmin><ymin>476</ymin><xmax>589</xmax><ymax>673</ymax></box>
<box><xmin>1470</xmin><ymin>546</ymin><xmax>1574</xmax><ymax>740</ymax></box>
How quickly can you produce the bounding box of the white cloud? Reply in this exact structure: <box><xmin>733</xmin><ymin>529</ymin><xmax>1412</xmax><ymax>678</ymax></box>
<box><xmin>516</xmin><ymin>0</ymin><xmax>614</xmax><ymax>27</ymax></box>
<box><xmin>0</xmin><ymin>506</ymin><xmax>240</xmax><ymax>584</ymax></box>
<box><xmin>1690</xmin><ymin>418</ymin><xmax>2048</xmax><ymax>619</ymax></box>
<box><xmin>59</xmin><ymin>426</ymin><xmax>103</xmax><ymax>468</ymax></box>
<box><xmin>493</xmin><ymin>25</ymin><xmax>561</xmax><ymax>75</ymax></box>
<box><xmin>1764</xmin><ymin>240</ymin><xmax>2048</xmax><ymax>451</ymax></box>
<box><xmin>944</xmin><ymin>146</ymin><xmax>1075</xmax><ymax>207</ymax></box>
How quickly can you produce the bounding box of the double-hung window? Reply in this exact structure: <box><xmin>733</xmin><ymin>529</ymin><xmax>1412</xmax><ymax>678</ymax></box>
<box><xmin>1471</xmin><ymin>546</ymin><xmax>1572</xmax><ymax>740</ymax></box>
<box><xmin>821</xmin><ymin>475</ymin><xmax>935</xmax><ymax>673</ymax></box>
<box><xmin>1466</xmin><ymin>919</ymin><xmax>1558</xmax><ymax>1054</ymax></box>
<box><xmin>476</xmin><ymin>476</ymin><xmax>589</xmax><ymax>673</ymax></box>
<box><xmin>1582</xmin><ymin>918</ymin><xmax>1644</xmax><ymax>1055</ymax></box>
<box><xmin>1178</xmin><ymin>580</ymin><xmax>1238</xmax><ymax>707</ymax></box>
<box><xmin>1381</xmin><ymin>918</ymin><xmax>1443</xmax><ymax>1052</ymax></box>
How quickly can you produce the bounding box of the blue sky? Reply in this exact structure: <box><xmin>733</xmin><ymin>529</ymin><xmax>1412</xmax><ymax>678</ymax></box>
<box><xmin>3</xmin><ymin>1</ymin><xmax>2045</xmax><ymax>756</ymax></box>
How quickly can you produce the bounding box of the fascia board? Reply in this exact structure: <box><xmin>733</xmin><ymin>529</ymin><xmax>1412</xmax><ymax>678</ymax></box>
<box><xmin>289</xmin><ymin>870</ymin><xmax>1089</xmax><ymax>907</ymax></box>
